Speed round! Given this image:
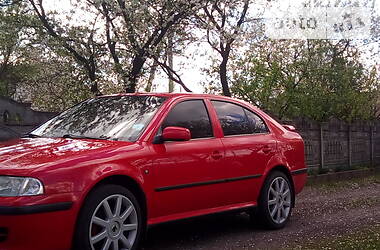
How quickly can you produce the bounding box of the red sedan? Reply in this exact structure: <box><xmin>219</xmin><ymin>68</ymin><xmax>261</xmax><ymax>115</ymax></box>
<box><xmin>0</xmin><ymin>93</ymin><xmax>307</xmax><ymax>250</ymax></box>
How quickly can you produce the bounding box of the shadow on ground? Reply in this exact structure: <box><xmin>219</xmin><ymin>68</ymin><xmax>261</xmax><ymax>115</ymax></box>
<box><xmin>142</xmin><ymin>212</ymin><xmax>259</xmax><ymax>250</ymax></box>
<box><xmin>141</xmin><ymin>176</ymin><xmax>380</xmax><ymax>250</ymax></box>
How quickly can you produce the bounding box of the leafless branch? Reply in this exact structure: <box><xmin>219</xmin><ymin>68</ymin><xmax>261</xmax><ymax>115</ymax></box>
<box><xmin>151</xmin><ymin>55</ymin><xmax>192</xmax><ymax>92</ymax></box>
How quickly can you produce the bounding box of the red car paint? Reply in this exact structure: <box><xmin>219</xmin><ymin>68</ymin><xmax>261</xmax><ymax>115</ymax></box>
<box><xmin>0</xmin><ymin>93</ymin><xmax>307</xmax><ymax>250</ymax></box>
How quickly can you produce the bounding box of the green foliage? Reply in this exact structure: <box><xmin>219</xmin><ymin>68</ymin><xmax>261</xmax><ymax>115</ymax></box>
<box><xmin>27</xmin><ymin>0</ymin><xmax>205</xmax><ymax>93</ymax></box>
<box><xmin>0</xmin><ymin>63</ymin><xmax>35</xmax><ymax>97</ymax></box>
<box><xmin>296</xmin><ymin>224</ymin><xmax>380</xmax><ymax>250</ymax></box>
<box><xmin>1</xmin><ymin>0</ymin><xmax>379</xmax><ymax>117</ymax></box>
<box><xmin>231</xmin><ymin>40</ymin><xmax>380</xmax><ymax>122</ymax></box>
<box><xmin>27</xmin><ymin>55</ymin><xmax>94</xmax><ymax>112</ymax></box>
<box><xmin>0</xmin><ymin>2</ymin><xmax>102</xmax><ymax>111</ymax></box>
<box><xmin>0</xmin><ymin>3</ymin><xmax>26</xmax><ymax>97</ymax></box>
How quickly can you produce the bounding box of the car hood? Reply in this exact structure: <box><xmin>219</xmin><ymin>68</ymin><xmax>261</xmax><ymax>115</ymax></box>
<box><xmin>0</xmin><ymin>137</ymin><xmax>134</xmax><ymax>174</ymax></box>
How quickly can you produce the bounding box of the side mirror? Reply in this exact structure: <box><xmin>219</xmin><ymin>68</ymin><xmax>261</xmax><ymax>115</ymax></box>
<box><xmin>282</xmin><ymin>124</ymin><xmax>296</xmax><ymax>132</ymax></box>
<box><xmin>162</xmin><ymin>126</ymin><xmax>191</xmax><ymax>141</ymax></box>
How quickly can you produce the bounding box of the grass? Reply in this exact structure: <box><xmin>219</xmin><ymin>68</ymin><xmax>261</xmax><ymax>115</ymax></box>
<box><xmin>293</xmin><ymin>172</ymin><xmax>380</xmax><ymax>249</ymax></box>
<box><xmin>348</xmin><ymin>196</ymin><xmax>380</xmax><ymax>209</ymax></box>
<box><xmin>293</xmin><ymin>224</ymin><xmax>380</xmax><ymax>250</ymax></box>
<box><xmin>307</xmin><ymin>172</ymin><xmax>380</xmax><ymax>191</ymax></box>
<box><xmin>307</xmin><ymin>164</ymin><xmax>378</xmax><ymax>176</ymax></box>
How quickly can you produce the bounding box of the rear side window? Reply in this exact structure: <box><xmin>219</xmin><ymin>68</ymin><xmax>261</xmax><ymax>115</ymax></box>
<box><xmin>212</xmin><ymin>101</ymin><xmax>269</xmax><ymax>136</ymax></box>
<box><xmin>162</xmin><ymin>100</ymin><xmax>213</xmax><ymax>139</ymax></box>
<box><xmin>245</xmin><ymin>110</ymin><xmax>269</xmax><ymax>134</ymax></box>
<box><xmin>211</xmin><ymin>101</ymin><xmax>250</xmax><ymax>136</ymax></box>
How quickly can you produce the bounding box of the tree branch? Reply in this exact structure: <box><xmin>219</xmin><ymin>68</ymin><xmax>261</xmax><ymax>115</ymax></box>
<box><xmin>115</xmin><ymin>0</ymin><xmax>140</xmax><ymax>50</ymax></box>
<box><xmin>151</xmin><ymin>55</ymin><xmax>192</xmax><ymax>92</ymax></box>
<box><xmin>29</xmin><ymin>0</ymin><xmax>101</xmax><ymax>95</ymax></box>
<box><xmin>102</xmin><ymin>2</ymin><xmax>120</xmax><ymax>65</ymax></box>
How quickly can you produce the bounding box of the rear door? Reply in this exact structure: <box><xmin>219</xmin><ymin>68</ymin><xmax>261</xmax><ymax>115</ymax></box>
<box><xmin>150</xmin><ymin>99</ymin><xmax>227</xmax><ymax>218</ymax></box>
<box><xmin>211</xmin><ymin>100</ymin><xmax>277</xmax><ymax>205</ymax></box>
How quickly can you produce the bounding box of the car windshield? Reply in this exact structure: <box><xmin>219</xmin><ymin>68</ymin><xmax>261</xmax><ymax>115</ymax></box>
<box><xmin>31</xmin><ymin>95</ymin><xmax>167</xmax><ymax>142</ymax></box>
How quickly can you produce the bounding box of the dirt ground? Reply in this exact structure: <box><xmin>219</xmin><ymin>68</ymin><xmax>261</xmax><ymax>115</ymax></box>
<box><xmin>141</xmin><ymin>174</ymin><xmax>380</xmax><ymax>250</ymax></box>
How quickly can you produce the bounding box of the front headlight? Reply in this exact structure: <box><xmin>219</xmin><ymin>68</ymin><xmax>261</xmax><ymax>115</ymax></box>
<box><xmin>0</xmin><ymin>176</ymin><xmax>44</xmax><ymax>197</ymax></box>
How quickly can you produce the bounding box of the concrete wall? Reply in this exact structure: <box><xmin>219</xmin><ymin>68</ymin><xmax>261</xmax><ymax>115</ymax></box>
<box><xmin>285</xmin><ymin>118</ymin><xmax>380</xmax><ymax>172</ymax></box>
<box><xmin>0</xmin><ymin>97</ymin><xmax>57</xmax><ymax>141</ymax></box>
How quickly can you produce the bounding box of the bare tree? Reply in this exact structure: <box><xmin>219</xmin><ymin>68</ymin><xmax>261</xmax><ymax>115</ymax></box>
<box><xmin>196</xmin><ymin>0</ymin><xmax>249</xmax><ymax>96</ymax></box>
<box><xmin>92</xmin><ymin>0</ymin><xmax>203</xmax><ymax>92</ymax></box>
<box><xmin>28</xmin><ymin>0</ymin><xmax>103</xmax><ymax>95</ymax></box>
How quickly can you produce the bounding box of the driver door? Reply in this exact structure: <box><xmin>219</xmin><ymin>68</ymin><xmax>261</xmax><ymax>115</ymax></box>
<box><xmin>150</xmin><ymin>99</ymin><xmax>226</xmax><ymax>218</ymax></box>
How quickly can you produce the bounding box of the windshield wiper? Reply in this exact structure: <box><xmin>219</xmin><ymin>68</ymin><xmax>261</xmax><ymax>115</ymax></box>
<box><xmin>62</xmin><ymin>134</ymin><xmax>111</xmax><ymax>140</ymax></box>
<box><xmin>22</xmin><ymin>133</ymin><xmax>42</xmax><ymax>138</ymax></box>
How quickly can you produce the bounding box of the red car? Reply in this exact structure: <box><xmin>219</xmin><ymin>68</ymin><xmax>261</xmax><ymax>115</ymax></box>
<box><xmin>0</xmin><ymin>93</ymin><xmax>307</xmax><ymax>250</ymax></box>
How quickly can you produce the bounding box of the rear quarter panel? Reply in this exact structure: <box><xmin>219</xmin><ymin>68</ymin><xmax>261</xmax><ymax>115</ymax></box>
<box><xmin>276</xmin><ymin>130</ymin><xmax>307</xmax><ymax>194</ymax></box>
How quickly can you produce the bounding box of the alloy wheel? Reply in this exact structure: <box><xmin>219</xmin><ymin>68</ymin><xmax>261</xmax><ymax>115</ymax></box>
<box><xmin>89</xmin><ymin>194</ymin><xmax>138</xmax><ymax>250</ymax></box>
<box><xmin>267</xmin><ymin>177</ymin><xmax>291</xmax><ymax>224</ymax></box>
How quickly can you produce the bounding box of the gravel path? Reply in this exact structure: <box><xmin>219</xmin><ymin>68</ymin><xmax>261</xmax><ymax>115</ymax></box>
<box><xmin>142</xmin><ymin>175</ymin><xmax>380</xmax><ymax>250</ymax></box>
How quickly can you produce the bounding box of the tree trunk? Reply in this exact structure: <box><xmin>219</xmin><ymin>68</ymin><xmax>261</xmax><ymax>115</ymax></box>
<box><xmin>219</xmin><ymin>56</ymin><xmax>231</xmax><ymax>97</ymax></box>
<box><xmin>145</xmin><ymin>61</ymin><xmax>158</xmax><ymax>92</ymax></box>
<box><xmin>167</xmin><ymin>34</ymin><xmax>174</xmax><ymax>93</ymax></box>
<box><xmin>89</xmin><ymin>82</ymin><xmax>101</xmax><ymax>96</ymax></box>
<box><xmin>0</xmin><ymin>63</ymin><xmax>7</xmax><ymax>81</ymax></box>
<box><xmin>87</xmin><ymin>64</ymin><xmax>102</xmax><ymax>96</ymax></box>
<box><xmin>126</xmin><ymin>54</ymin><xmax>146</xmax><ymax>93</ymax></box>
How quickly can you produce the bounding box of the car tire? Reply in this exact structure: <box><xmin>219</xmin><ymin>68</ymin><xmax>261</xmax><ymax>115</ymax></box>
<box><xmin>73</xmin><ymin>185</ymin><xmax>143</xmax><ymax>250</ymax></box>
<box><xmin>253</xmin><ymin>171</ymin><xmax>293</xmax><ymax>229</ymax></box>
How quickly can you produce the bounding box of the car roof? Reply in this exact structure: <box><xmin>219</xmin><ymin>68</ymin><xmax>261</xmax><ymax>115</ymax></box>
<box><xmin>97</xmin><ymin>92</ymin><xmax>284</xmax><ymax>132</ymax></box>
<box><xmin>99</xmin><ymin>92</ymin><xmax>237</xmax><ymax>101</ymax></box>
<box><xmin>98</xmin><ymin>92</ymin><xmax>260</xmax><ymax>112</ymax></box>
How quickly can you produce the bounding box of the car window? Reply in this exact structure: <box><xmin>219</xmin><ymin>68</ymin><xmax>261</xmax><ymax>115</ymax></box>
<box><xmin>244</xmin><ymin>109</ymin><xmax>269</xmax><ymax>134</ymax></box>
<box><xmin>162</xmin><ymin>100</ymin><xmax>213</xmax><ymax>139</ymax></box>
<box><xmin>32</xmin><ymin>95</ymin><xmax>167</xmax><ymax>142</ymax></box>
<box><xmin>211</xmin><ymin>101</ymin><xmax>251</xmax><ymax>136</ymax></box>
<box><xmin>212</xmin><ymin>100</ymin><xmax>269</xmax><ymax>136</ymax></box>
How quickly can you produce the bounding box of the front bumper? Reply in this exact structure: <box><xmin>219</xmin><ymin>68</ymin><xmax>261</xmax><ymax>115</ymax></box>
<box><xmin>0</xmin><ymin>194</ymin><xmax>80</xmax><ymax>250</ymax></box>
<box><xmin>0</xmin><ymin>202</ymin><xmax>72</xmax><ymax>215</ymax></box>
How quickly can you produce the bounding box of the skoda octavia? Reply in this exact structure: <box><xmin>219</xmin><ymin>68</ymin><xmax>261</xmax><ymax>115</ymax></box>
<box><xmin>0</xmin><ymin>93</ymin><xmax>307</xmax><ymax>250</ymax></box>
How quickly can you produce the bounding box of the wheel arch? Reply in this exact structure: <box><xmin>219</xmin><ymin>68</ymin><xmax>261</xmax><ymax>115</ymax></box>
<box><xmin>72</xmin><ymin>174</ymin><xmax>147</xmax><ymax>249</ymax></box>
<box><xmin>88</xmin><ymin>175</ymin><xmax>148</xmax><ymax>220</ymax></box>
<box><xmin>72</xmin><ymin>174</ymin><xmax>148</xmax><ymax>246</ymax></box>
<box><xmin>262</xmin><ymin>165</ymin><xmax>295</xmax><ymax>208</ymax></box>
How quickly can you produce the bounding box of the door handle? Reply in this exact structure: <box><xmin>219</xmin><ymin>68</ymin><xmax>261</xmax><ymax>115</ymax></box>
<box><xmin>262</xmin><ymin>146</ymin><xmax>272</xmax><ymax>154</ymax></box>
<box><xmin>211</xmin><ymin>150</ymin><xmax>223</xmax><ymax>160</ymax></box>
